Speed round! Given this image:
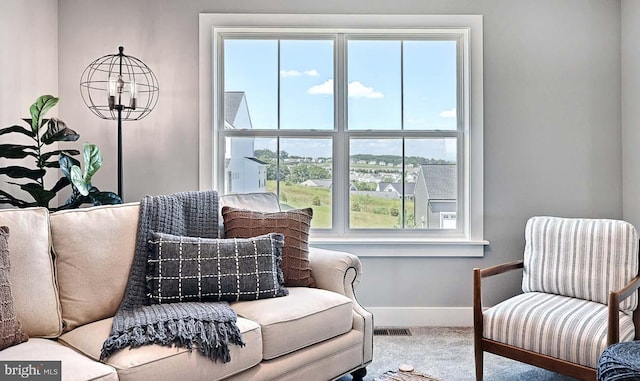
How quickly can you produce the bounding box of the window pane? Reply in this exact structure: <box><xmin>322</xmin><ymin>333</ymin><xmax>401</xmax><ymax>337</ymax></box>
<box><xmin>224</xmin><ymin>39</ymin><xmax>277</xmax><ymax>129</ymax></box>
<box><xmin>403</xmin><ymin>40</ymin><xmax>458</xmax><ymax>131</ymax></box>
<box><xmin>347</xmin><ymin>40</ymin><xmax>401</xmax><ymax>130</ymax></box>
<box><xmin>406</xmin><ymin>138</ymin><xmax>457</xmax><ymax>229</ymax></box>
<box><xmin>280</xmin><ymin>40</ymin><xmax>334</xmax><ymax>130</ymax></box>
<box><xmin>277</xmin><ymin>138</ymin><xmax>332</xmax><ymax>229</ymax></box>
<box><xmin>349</xmin><ymin>139</ymin><xmax>403</xmax><ymax>229</ymax></box>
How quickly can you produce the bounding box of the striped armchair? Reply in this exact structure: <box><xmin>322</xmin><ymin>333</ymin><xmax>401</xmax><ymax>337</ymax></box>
<box><xmin>473</xmin><ymin>216</ymin><xmax>640</xmax><ymax>381</ymax></box>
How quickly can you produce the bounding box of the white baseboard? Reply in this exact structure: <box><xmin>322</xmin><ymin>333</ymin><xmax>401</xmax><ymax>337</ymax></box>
<box><xmin>368</xmin><ymin>307</ymin><xmax>473</xmax><ymax>327</ymax></box>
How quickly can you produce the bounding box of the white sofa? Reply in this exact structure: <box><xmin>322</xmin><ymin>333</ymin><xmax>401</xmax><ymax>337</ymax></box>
<box><xmin>0</xmin><ymin>194</ymin><xmax>372</xmax><ymax>381</ymax></box>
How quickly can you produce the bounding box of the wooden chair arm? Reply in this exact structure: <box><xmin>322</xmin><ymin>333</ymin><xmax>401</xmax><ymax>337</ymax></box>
<box><xmin>473</xmin><ymin>260</ymin><xmax>524</xmax><ymax>313</ymax></box>
<box><xmin>479</xmin><ymin>260</ymin><xmax>524</xmax><ymax>278</ymax></box>
<box><xmin>473</xmin><ymin>260</ymin><xmax>525</xmax><ymax>346</ymax></box>
<box><xmin>608</xmin><ymin>274</ymin><xmax>640</xmax><ymax>345</ymax></box>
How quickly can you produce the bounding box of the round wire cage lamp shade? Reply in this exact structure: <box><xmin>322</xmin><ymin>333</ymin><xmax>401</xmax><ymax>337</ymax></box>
<box><xmin>80</xmin><ymin>46</ymin><xmax>159</xmax><ymax>121</ymax></box>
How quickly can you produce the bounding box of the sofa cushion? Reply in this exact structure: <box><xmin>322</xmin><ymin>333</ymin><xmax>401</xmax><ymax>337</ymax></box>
<box><xmin>59</xmin><ymin>317</ymin><xmax>262</xmax><ymax>381</ymax></box>
<box><xmin>0</xmin><ymin>338</ymin><xmax>117</xmax><ymax>381</ymax></box>
<box><xmin>232</xmin><ymin>287</ymin><xmax>353</xmax><ymax>360</ymax></box>
<box><xmin>483</xmin><ymin>292</ymin><xmax>635</xmax><ymax>368</ymax></box>
<box><xmin>0</xmin><ymin>207</ymin><xmax>62</xmax><ymax>338</ymax></box>
<box><xmin>219</xmin><ymin>192</ymin><xmax>281</xmax><ymax>213</ymax></box>
<box><xmin>147</xmin><ymin>232</ymin><xmax>288</xmax><ymax>303</ymax></box>
<box><xmin>0</xmin><ymin>226</ymin><xmax>28</xmax><ymax>349</ymax></box>
<box><xmin>51</xmin><ymin>203</ymin><xmax>139</xmax><ymax>331</ymax></box>
<box><xmin>223</xmin><ymin>206</ymin><xmax>315</xmax><ymax>287</ymax></box>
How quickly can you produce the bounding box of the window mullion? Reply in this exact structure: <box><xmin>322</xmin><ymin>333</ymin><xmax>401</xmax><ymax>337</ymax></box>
<box><xmin>333</xmin><ymin>33</ymin><xmax>347</xmax><ymax>236</ymax></box>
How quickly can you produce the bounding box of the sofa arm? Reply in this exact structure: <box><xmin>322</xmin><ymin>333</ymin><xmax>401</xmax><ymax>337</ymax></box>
<box><xmin>309</xmin><ymin>247</ymin><xmax>362</xmax><ymax>298</ymax></box>
<box><xmin>308</xmin><ymin>246</ymin><xmax>373</xmax><ymax>366</ymax></box>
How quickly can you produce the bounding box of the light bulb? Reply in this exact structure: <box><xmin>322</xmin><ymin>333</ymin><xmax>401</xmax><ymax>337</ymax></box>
<box><xmin>108</xmin><ymin>77</ymin><xmax>117</xmax><ymax>96</ymax></box>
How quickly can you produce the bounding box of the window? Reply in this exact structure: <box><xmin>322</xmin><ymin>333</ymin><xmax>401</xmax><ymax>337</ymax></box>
<box><xmin>200</xmin><ymin>14</ymin><xmax>485</xmax><ymax>251</ymax></box>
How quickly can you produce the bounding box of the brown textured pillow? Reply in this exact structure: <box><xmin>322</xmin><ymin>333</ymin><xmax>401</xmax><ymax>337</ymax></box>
<box><xmin>0</xmin><ymin>226</ymin><xmax>28</xmax><ymax>349</ymax></box>
<box><xmin>222</xmin><ymin>206</ymin><xmax>315</xmax><ymax>287</ymax></box>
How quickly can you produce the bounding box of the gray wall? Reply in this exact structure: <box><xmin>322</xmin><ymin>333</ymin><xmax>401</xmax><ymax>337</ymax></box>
<box><xmin>52</xmin><ymin>0</ymin><xmax>623</xmax><ymax>311</ymax></box>
<box><xmin>622</xmin><ymin>0</ymin><xmax>640</xmax><ymax>230</ymax></box>
<box><xmin>1</xmin><ymin>0</ymin><xmax>59</xmax><ymax>206</ymax></box>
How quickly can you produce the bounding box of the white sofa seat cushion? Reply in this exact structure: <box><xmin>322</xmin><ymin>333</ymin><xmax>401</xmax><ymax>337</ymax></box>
<box><xmin>0</xmin><ymin>207</ymin><xmax>62</xmax><ymax>337</ymax></box>
<box><xmin>483</xmin><ymin>292</ymin><xmax>635</xmax><ymax>368</ymax></box>
<box><xmin>232</xmin><ymin>287</ymin><xmax>353</xmax><ymax>360</ymax></box>
<box><xmin>0</xmin><ymin>338</ymin><xmax>117</xmax><ymax>381</ymax></box>
<box><xmin>58</xmin><ymin>317</ymin><xmax>262</xmax><ymax>381</ymax></box>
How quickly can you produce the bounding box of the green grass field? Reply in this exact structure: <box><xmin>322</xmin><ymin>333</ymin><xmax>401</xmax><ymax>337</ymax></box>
<box><xmin>267</xmin><ymin>181</ymin><xmax>413</xmax><ymax>229</ymax></box>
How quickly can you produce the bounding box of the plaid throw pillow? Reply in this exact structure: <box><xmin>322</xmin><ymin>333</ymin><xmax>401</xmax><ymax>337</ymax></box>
<box><xmin>0</xmin><ymin>226</ymin><xmax>28</xmax><ymax>350</ymax></box>
<box><xmin>147</xmin><ymin>232</ymin><xmax>288</xmax><ymax>303</ymax></box>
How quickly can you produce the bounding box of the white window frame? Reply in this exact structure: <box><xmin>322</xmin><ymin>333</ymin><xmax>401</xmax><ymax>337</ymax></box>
<box><xmin>199</xmin><ymin>14</ymin><xmax>487</xmax><ymax>257</ymax></box>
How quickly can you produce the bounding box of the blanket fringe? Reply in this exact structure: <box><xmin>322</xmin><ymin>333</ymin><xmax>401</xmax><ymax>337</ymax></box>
<box><xmin>100</xmin><ymin>318</ymin><xmax>245</xmax><ymax>362</ymax></box>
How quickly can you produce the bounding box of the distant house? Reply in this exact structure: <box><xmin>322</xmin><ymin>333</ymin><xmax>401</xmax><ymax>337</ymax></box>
<box><xmin>414</xmin><ymin>164</ymin><xmax>457</xmax><ymax>229</ymax></box>
<box><xmin>301</xmin><ymin>179</ymin><xmax>357</xmax><ymax>191</ymax></box>
<box><xmin>376</xmin><ymin>182</ymin><xmax>416</xmax><ymax>199</ymax></box>
<box><xmin>301</xmin><ymin>179</ymin><xmax>333</xmax><ymax>188</ymax></box>
<box><xmin>223</xmin><ymin>91</ymin><xmax>267</xmax><ymax>194</ymax></box>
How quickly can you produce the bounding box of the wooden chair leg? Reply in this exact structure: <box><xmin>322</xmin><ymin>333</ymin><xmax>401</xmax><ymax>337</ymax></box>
<box><xmin>474</xmin><ymin>344</ymin><xmax>483</xmax><ymax>381</ymax></box>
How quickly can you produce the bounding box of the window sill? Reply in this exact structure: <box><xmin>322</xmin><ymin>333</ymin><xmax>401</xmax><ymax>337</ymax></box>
<box><xmin>309</xmin><ymin>238</ymin><xmax>489</xmax><ymax>257</ymax></box>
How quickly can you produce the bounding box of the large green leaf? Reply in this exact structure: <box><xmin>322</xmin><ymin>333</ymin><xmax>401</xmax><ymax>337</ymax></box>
<box><xmin>0</xmin><ymin>125</ymin><xmax>35</xmax><ymax>138</ymax></box>
<box><xmin>41</xmin><ymin>118</ymin><xmax>79</xmax><ymax>144</ymax></box>
<box><xmin>82</xmin><ymin>143</ymin><xmax>102</xmax><ymax>183</ymax></box>
<box><xmin>17</xmin><ymin>182</ymin><xmax>56</xmax><ymax>207</ymax></box>
<box><xmin>89</xmin><ymin>190</ymin><xmax>122</xmax><ymax>206</ymax></box>
<box><xmin>0</xmin><ymin>144</ymin><xmax>38</xmax><ymax>159</ymax></box>
<box><xmin>49</xmin><ymin>177</ymin><xmax>71</xmax><ymax>194</ymax></box>
<box><xmin>59</xmin><ymin>153</ymin><xmax>81</xmax><ymax>180</ymax></box>
<box><xmin>0</xmin><ymin>189</ymin><xmax>31</xmax><ymax>208</ymax></box>
<box><xmin>0</xmin><ymin>166</ymin><xmax>45</xmax><ymax>180</ymax></box>
<box><xmin>29</xmin><ymin>95</ymin><xmax>58</xmax><ymax>133</ymax></box>
<box><xmin>40</xmin><ymin>149</ymin><xmax>81</xmax><ymax>168</ymax></box>
<box><xmin>70</xmin><ymin>165</ymin><xmax>89</xmax><ymax>196</ymax></box>
<box><xmin>41</xmin><ymin>149</ymin><xmax>80</xmax><ymax>163</ymax></box>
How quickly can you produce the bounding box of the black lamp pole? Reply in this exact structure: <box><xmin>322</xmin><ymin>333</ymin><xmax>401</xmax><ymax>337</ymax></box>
<box><xmin>107</xmin><ymin>47</ymin><xmax>131</xmax><ymax>198</ymax></box>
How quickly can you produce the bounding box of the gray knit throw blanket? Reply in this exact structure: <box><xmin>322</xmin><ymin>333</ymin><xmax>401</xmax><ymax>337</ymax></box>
<box><xmin>100</xmin><ymin>190</ymin><xmax>244</xmax><ymax>362</ymax></box>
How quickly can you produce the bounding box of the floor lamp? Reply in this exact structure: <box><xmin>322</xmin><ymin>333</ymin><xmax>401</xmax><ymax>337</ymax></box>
<box><xmin>80</xmin><ymin>46</ymin><xmax>159</xmax><ymax>199</ymax></box>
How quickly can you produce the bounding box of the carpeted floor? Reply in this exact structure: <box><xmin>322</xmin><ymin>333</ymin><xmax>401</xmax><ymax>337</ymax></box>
<box><xmin>338</xmin><ymin>327</ymin><xmax>579</xmax><ymax>381</ymax></box>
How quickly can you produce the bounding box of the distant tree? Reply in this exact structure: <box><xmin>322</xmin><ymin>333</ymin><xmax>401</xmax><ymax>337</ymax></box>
<box><xmin>353</xmin><ymin>181</ymin><xmax>376</xmax><ymax>191</ymax></box>
<box><xmin>255</xmin><ymin>148</ymin><xmax>277</xmax><ymax>160</ymax></box>
<box><xmin>288</xmin><ymin>163</ymin><xmax>330</xmax><ymax>183</ymax></box>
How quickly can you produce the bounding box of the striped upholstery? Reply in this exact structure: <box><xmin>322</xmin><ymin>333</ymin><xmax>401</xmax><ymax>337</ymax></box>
<box><xmin>522</xmin><ymin>216</ymin><xmax>639</xmax><ymax>312</ymax></box>
<box><xmin>483</xmin><ymin>292</ymin><xmax>635</xmax><ymax>368</ymax></box>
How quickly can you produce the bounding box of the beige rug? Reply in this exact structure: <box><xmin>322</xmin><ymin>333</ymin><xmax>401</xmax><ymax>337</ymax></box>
<box><xmin>374</xmin><ymin>370</ymin><xmax>442</xmax><ymax>381</ymax></box>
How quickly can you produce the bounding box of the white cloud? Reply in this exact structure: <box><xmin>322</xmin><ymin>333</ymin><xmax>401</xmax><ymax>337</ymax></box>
<box><xmin>439</xmin><ymin>108</ymin><xmax>457</xmax><ymax>118</ymax></box>
<box><xmin>281</xmin><ymin>69</ymin><xmax>320</xmax><ymax>78</ymax></box>
<box><xmin>348</xmin><ymin>81</ymin><xmax>384</xmax><ymax>99</ymax></box>
<box><xmin>308</xmin><ymin>79</ymin><xmax>334</xmax><ymax>95</ymax></box>
<box><xmin>307</xmin><ymin>79</ymin><xmax>384</xmax><ymax>98</ymax></box>
<box><xmin>280</xmin><ymin>69</ymin><xmax>302</xmax><ymax>77</ymax></box>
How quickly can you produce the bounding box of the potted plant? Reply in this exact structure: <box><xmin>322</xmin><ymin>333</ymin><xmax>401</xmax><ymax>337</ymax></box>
<box><xmin>0</xmin><ymin>95</ymin><xmax>121</xmax><ymax>210</ymax></box>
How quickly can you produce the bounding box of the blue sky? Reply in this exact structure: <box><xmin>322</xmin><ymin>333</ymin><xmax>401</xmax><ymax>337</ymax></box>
<box><xmin>223</xmin><ymin>38</ymin><xmax>457</xmax><ymax>160</ymax></box>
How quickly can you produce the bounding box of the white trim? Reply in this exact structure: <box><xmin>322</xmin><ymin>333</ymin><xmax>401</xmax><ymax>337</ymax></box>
<box><xmin>199</xmin><ymin>13</ymin><xmax>485</xmax><ymax>250</ymax></box>
<box><xmin>311</xmin><ymin>240</ymin><xmax>487</xmax><ymax>257</ymax></box>
<box><xmin>369</xmin><ymin>307</ymin><xmax>473</xmax><ymax>327</ymax></box>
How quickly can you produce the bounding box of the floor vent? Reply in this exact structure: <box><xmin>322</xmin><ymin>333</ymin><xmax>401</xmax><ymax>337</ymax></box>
<box><xmin>374</xmin><ymin>328</ymin><xmax>412</xmax><ymax>336</ymax></box>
